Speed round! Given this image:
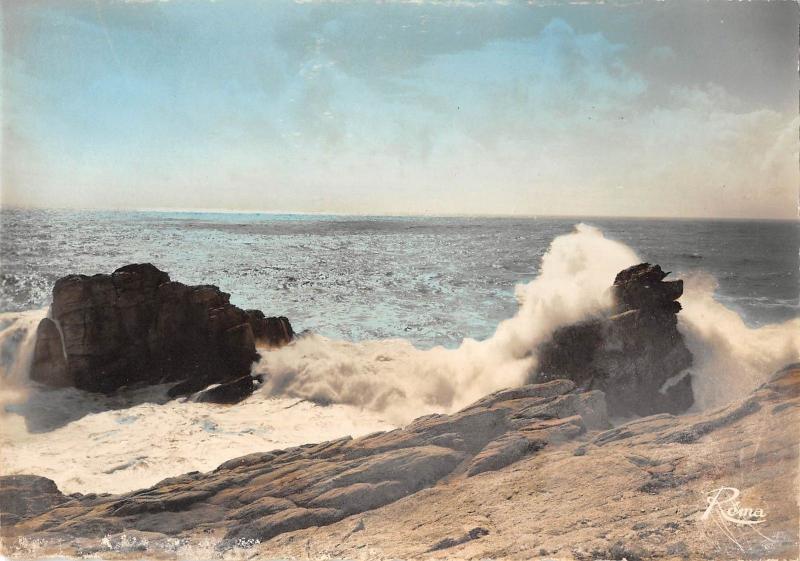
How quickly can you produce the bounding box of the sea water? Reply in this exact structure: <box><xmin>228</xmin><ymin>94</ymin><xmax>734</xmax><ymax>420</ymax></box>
<box><xmin>0</xmin><ymin>209</ymin><xmax>797</xmax><ymax>494</ymax></box>
<box><xmin>2</xmin><ymin>209</ymin><xmax>797</xmax><ymax>346</ymax></box>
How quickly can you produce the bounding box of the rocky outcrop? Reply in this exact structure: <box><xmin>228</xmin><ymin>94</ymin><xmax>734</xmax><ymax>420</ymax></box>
<box><xmin>3</xmin><ymin>366</ymin><xmax>798</xmax><ymax>560</ymax></box>
<box><xmin>28</xmin><ymin>264</ymin><xmax>293</xmax><ymax>399</ymax></box>
<box><xmin>0</xmin><ymin>476</ymin><xmax>71</xmax><ymax>528</ymax></box>
<box><xmin>246</xmin><ymin>311</ymin><xmax>294</xmax><ymax>347</ymax></box>
<box><xmin>0</xmin><ymin>379</ymin><xmax>608</xmax><ymax>549</ymax></box>
<box><xmin>535</xmin><ymin>263</ymin><xmax>693</xmax><ymax>416</ymax></box>
<box><xmin>612</xmin><ymin>263</ymin><xmax>684</xmax><ymax>314</ymax></box>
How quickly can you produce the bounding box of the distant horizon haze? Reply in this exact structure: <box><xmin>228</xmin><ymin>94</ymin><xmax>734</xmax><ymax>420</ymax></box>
<box><xmin>1</xmin><ymin>204</ymin><xmax>797</xmax><ymax>223</ymax></box>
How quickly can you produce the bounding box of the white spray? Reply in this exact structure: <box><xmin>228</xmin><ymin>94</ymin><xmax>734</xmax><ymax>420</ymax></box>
<box><xmin>256</xmin><ymin>224</ymin><xmax>800</xmax><ymax>422</ymax></box>
<box><xmin>0</xmin><ymin>309</ymin><xmax>47</xmax><ymax>409</ymax></box>
<box><xmin>254</xmin><ymin>224</ymin><xmax>641</xmax><ymax>423</ymax></box>
<box><xmin>679</xmin><ymin>273</ymin><xmax>800</xmax><ymax>410</ymax></box>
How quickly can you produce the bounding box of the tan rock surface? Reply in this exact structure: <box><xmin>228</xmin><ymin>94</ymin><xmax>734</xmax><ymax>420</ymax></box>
<box><xmin>1</xmin><ymin>368</ymin><xmax>797</xmax><ymax>560</ymax></box>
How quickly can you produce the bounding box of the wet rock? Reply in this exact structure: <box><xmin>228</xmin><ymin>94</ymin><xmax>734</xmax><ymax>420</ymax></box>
<box><xmin>194</xmin><ymin>375</ymin><xmax>259</xmax><ymax>405</ymax></box>
<box><xmin>29</xmin><ymin>318</ymin><xmax>70</xmax><ymax>387</ymax></box>
<box><xmin>613</xmin><ymin>263</ymin><xmax>683</xmax><ymax>314</ymax></box>
<box><xmin>29</xmin><ymin>264</ymin><xmax>293</xmax><ymax>398</ymax></box>
<box><xmin>246</xmin><ymin>311</ymin><xmax>295</xmax><ymax>347</ymax></box>
<box><xmin>535</xmin><ymin>262</ymin><xmax>694</xmax><ymax>416</ymax></box>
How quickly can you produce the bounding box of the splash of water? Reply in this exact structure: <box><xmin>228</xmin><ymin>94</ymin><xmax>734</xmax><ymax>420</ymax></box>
<box><xmin>679</xmin><ymin>273</ymin><xmax>800</xmax><ymax>410</ymax></box>
<box><xmin>255</xmin><ymin>224</ymin><xmax>800</xmax><ymax>423</ymax></box>
<box><xmin>0</xmin><ymin>314</ymin><xmax>393</xmax><ymax>496</ymax></box>
<box><xmin>0</xmin><ymin>309</ymin><xmax>47</xmax><ymax>410</ymax></box>
<box><xmin>0</xmin><ymin>385</ymin><xmax>393</xmax><ymax>494</ymax></box>
<box><xmin>254</xmin><ymin>224</ymin><xmax>641</xmax><ymax>423</ymax></box>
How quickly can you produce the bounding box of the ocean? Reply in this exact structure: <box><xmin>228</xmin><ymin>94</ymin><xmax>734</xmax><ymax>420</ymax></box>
<box><xmin>2</xmin><ymin>209</ymin><xmax>797</xmax><ymax>347</ymax></box>
<box><xmin>0</xmin><ymin>209</ymin><xmax>798</xmax><ymax>495</ymax></box>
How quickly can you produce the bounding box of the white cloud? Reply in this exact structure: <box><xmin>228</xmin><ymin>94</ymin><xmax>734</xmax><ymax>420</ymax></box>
<box><xmin>255</xmin><ymin>18</ymin><xmax>797</xmax><ymax>218</ymax></box>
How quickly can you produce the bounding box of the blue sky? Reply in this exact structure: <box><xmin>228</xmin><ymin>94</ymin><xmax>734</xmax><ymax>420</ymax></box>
<box><xmin>2</xmin><ymin>0</ymin><xmax>798</xmax><ymax>218</ymax></box>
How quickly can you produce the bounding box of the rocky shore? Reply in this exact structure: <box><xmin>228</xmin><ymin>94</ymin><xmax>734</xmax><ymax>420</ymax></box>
<box><xmin>29</xmin><ymin>263</ymin><xmax>293</xmax><ymax>402</ymax></box>
<box><xmin>2</xmin><ymin>262</ymin><xmax>797</xmax><ymax>560</ymax></box>
<box><xmin>27</xmin><ymin>261</ymin><xmax>696</xmax><ymax>414</ymax></box>
<box><xmin>1</xmin><ymin>366</ymin><xmax>798</xmax><ymax>559</ymax></box>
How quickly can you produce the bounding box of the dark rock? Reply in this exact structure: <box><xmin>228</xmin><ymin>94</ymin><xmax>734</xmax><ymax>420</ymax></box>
<box><xmin>29</xmin><ymin>318</ymin><xmax>70</xmax><ymax>387</ymax></box>
<box><xmin>29</xmin><ymin>264</ymin><xmax>294</xmax><ymax>396</ymax></box>
<box><xmin>246</xmin><ymin>311</ymin><xmax>294</xmax><ymax>347</ymax></box>
<box><xmin>0</xmin><ymin>475</ymin><xmax>71</xmax><ymax>527</ymax></box>
<box><xmin>534</xmin><ymin>262</ymin><xmax>694</xmax><ymax>416</ymax></box>
<box><xmin>166</xmin><ymin>378</ymin><xmax>208</xmax><ymax>399</ymax></box>
<box><xmin>195</xmin><ymin>375</ymin><xmax>258</xmax><ymax>405</ymax></box>
<box><xmin>613</xmin><ymin>263</ymin><xmax>683</xmax><ymax>314</ymax></box>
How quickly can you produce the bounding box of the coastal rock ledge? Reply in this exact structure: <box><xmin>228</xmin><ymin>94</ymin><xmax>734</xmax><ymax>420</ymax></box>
<box><xmin>1</xmin><ymin>377</ymin><xmax>609</xmax><ymax>547</ymax></box>
<box><xmin>1</xmin><ymin>366</ymin><xmax>798</xmax><ymax>559</ymax></box>
<box><xmin>29</xmin><ymin>263</ymin><xmax>293</xmax><ymax>398</ymax></box>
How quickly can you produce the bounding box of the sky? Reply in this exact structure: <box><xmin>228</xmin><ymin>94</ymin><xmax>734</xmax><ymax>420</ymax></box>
<box><xmin>1</xmin><ymin>0</ymin><xmax>798</xmax><ymax>218</ymax></box>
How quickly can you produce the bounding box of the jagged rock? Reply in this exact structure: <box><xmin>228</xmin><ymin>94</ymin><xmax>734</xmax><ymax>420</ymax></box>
<box><xmin>246</xmin><ymin>311</ymin><xmax>294</xmax><ymax>347</ymax></box>
<box><xmin>251</xmin><ymin>365</ymin><xmax>799</xmax><ymax>561</ymax></box>
<box><xmin>612</xmin><ymin>263</ymin><xmax>683</xmax><ymax>314</ymax></box>
<box><xmin>535</xmin><ymin>262</ymin><xmax>693</xmax><ymax>416</ymax></box>
<box><xmin>28</xmin><ymin>264</ymin><xmax>294</xmax><ymax>399</ymax></box>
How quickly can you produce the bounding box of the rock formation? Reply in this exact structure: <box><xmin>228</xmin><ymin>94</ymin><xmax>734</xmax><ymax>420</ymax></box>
<box><xmin>28</xmin><ymin>264</ymin><xmax>293</xmax><ymax>401</ymax></box>
<box><xmin>2</xmin><ymin>366</ymin><xmax>798</xmax><ymax>560</ymax></box>
<box><xmin>0</xmin><ymin>379</ymin><xmax>608</xmax><ymax>547</ymax></box>
<box><xmin>0</xmin><ymin>476</ymin><xmax>71</xmax><ymax>528</ymax></box>
<box><xmin>535</xmin><ymin>263</ymin><xmax>693</xmax><ymax>416</ymax></box>
<box><xmin>246</xmin><ymin>311</ymin><xmax>294</xmax><ymax>347</ymax></box>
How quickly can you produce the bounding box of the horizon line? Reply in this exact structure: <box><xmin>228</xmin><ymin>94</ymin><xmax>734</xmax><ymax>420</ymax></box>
<box><xmin>0</xmin><ymin>203</ymin><xmax>797</xmax><ymax>223</ymax></box>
